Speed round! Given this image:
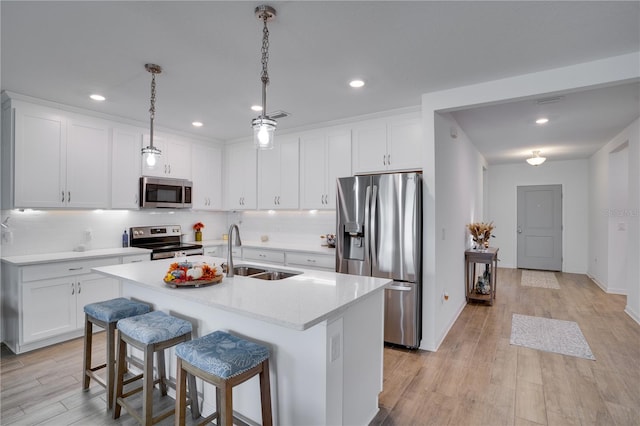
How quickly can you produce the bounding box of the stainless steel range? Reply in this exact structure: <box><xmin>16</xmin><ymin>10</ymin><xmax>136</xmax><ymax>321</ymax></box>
<box><xmin>130</xmin><ymin>225</ymin><xmax>204</xmax><ymax>260</ymax></box>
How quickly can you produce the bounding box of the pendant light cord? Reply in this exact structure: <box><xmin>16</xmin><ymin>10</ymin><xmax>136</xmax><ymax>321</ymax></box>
<box><xmin>260</xmin><ymin>12</ymin><xmax>270</xmax><ymax>119</ymax></box>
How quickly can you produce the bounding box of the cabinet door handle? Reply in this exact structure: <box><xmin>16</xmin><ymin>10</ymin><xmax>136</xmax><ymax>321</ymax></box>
<box><xmin>387</xmin><ymin>154</ymin><xmax>391</xmax><ymax>165</ymax></box>
<box><xmin>68</xmin><ymin>191</ymin><xmax>71</xmax><ymax>203</ymax></box>
<box><xmin>307</xmin><ymin>259</ymin><xmax>316</xmax><ymax>263</ymax></box>
<box><xmin>68</xmin><ymin>267</ymin><xmax>83</xmax><ymax>271</ymax></box>
<box><xmin>71</xmin><ymin>283</ymin><xmax>75</xmax><ymax>295</ymax></box>
<box><xmin>77</xmin><ymin>282</ymin><xmax>81</xmax><ymax>294</ymax></box>
<box><xmin>62</xmin><ymin>191</ymin><xmax>65</xmax><ymax>202</ymax></box>
<box><xmin>383</xmin><ymin>154</ymin><xmax>387</xmax><ymax>165</ymax></box>
<box><xmin>168</xmin><ymin>164</ymin><xmax>171</xmax><ymax>174</ymax></box>
<box><xmin>130</xmin><ymin>260</ymin><xmax>143</xmax><ymax>263</ymax></box>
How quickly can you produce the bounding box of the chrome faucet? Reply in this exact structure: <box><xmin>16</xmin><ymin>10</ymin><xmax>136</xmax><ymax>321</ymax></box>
<box><xmin>226</xmin><ymin>224</ymin><xmax>242</xmax><ymax>277</ymax></box>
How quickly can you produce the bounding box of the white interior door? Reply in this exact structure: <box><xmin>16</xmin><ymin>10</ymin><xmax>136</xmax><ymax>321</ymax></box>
<box><xmin>517</xmin><ymin>184</ymin><xmax>562</xmax><ymax>271</ymax></box>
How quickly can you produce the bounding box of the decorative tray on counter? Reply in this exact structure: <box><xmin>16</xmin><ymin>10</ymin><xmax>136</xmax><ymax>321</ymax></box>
<box><xmin>163</xmin><ymin>261</ymin><xmax>223</xmax><ymax>288</ymax></box>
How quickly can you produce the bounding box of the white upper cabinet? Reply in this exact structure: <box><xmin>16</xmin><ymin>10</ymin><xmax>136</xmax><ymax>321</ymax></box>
<box><xmin>191</xmin><ymin>143</ymin><xmax>222</xmax><ymax>210</ymax></box>
<box><xmin>352</xmin><ymin>114</ymin><xmax>423</xmax><ymax>174</ymax></box>
<box><xmin>9</xmin><ymin>101</ymin><xmax>109</xmax><ymax>209</ymax></box>
<box><xmin>224</xmin><ymin>141</ymin><xmax>257</xmax><ymax>210</ymax></box>
<box><xmin>141</xmin><ymin>134</ymin><xmax>192</xmax><ymax>179</ymax></box>
<box><xmin>12</xmin><ymin>102</ymin><xmax>66</xmax><ymax>208</ymax></box>
<box><xmin>258</xmin><ymin>135</ymin><xmax>299</xmax><ymax>210</ymax></box>
<box><xmin>111</xmin><ymin>127</ymin><xmax>143</xmax><ymax>209</ymax></box>
<box><xmin>66</xmin><ymin>117</ymin><xmax>110</xmax><ymax>208</ymax></box>
<box><xmin>300</xmin><ymin>128</ymin><xmax>351</xmax><ymax>209</ymax></box>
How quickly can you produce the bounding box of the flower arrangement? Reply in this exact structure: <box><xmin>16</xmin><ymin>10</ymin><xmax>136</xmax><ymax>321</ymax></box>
<box><xmin>193</xmin><ymin>222</ymin><xmax>205</xmax><ymax>232</ymax></box>
<box><xmin>467</xmin><ymin>222</ymin><xmax>495</xmax><ymax>249</ymax></box>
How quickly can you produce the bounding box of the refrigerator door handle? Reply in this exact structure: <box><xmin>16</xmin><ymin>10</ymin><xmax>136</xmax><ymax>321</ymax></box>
<box><xmin>370</xmin><ymin>184</ymin><xmax>379</xmax><ymax>271</ymax></box>
<box><xmin>387</xmin><ymin>284</ymin><xmax>412</xmax><ymax>291</ymax></box>
<box><xmin>364</xmin><ymin>185</ymin><xmax>372</xmax><ymax>271</ymax></box>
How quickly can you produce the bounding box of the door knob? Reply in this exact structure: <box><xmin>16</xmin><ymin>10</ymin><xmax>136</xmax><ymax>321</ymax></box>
<box><xmin>517</xmin><ymin>226</ymin><xmax>522</xmax><ymax>234</ymax></box>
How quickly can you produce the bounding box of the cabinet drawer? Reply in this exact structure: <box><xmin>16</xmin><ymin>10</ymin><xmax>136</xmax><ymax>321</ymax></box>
<box><xmin>286</xmin><ymin>252</ymin><xmax>335</xmax><ymax>270</ymax></box>
<box><xmin>122</xmin><ymin>254</ymin><xmax>150</xmax><ymax>264</ymax></box>
<box><xmin>22</xmin><ymin>257</ymin><xmax>119</xmax><ymax>282</ymax></box>
<box><xmin>242</xmin><ymin>248</ymin><xmax>285</xmax><ymax>264</ymax></box>
<box><xmin>204</xmin><ymin>245</ymin><xmax>224</xmax><ymax>257</ymax></box>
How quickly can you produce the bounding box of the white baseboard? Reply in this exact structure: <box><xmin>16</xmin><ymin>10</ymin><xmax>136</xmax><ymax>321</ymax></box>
<box><xmin>587</xmin><ymin>273</ymin><xmax>627</xmax><ymax>295</ymax></box>
<box><xmin>430</xmin><ymin>299</ymin><xmax>466</xmax><ymax>352</ymax></box>
<box><xmin>625</xmin><ymin>305</ymin><xmax>640</xmax><ymax>325</ymax></box>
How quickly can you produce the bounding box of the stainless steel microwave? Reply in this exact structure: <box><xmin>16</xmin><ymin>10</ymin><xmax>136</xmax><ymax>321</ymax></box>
<box><xmin>139</xmin><ymin>177</ymin><xmax>192</xmax><ymax>209</ymax></box>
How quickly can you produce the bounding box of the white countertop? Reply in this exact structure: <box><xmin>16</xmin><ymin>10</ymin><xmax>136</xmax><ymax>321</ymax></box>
<box><xmin>1</xmin><ymin>247</ymin><xmax>151</xmax><ymax>266</ymax></box>
<box><xmin>93</xmin><ymin>255</ymin><xmax>389</xmax><ymax>331</ymax></box>
<box><xmin>1</xmin><ymin>240</ymin><xmax>334</xmax><ymax>266</ymax></box>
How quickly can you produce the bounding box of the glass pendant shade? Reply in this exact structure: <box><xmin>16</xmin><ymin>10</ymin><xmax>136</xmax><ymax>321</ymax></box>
<box><xmin>142</xmin><ymin>146</ymin><xmax>162</xmax><ymax>168</ymax></box>
<box><xmin>252</xmin><ymin>117</ymin><xmax>276</xmax><ymax>150</ymax></box>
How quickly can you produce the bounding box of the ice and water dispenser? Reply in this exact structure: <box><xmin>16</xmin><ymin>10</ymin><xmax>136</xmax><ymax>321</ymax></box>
<box><xmin>342</xmin><ymin>222</ymin><xmax>365</xmax><ymax>261</ymax></box>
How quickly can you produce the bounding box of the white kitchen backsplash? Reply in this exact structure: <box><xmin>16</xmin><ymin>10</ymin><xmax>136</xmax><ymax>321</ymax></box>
<box><xmin>231</xmin><ymin>210</ymin><xmax>336</xmax><ymax>246</ymax></box>
<box><xmin>0</xmin><ymin>209</ymin><xmax>227</xmax><ymax>257</ymax></box>
<box><xmin>0</xmin><ymin>209</ymin><xmax>336</xmax><ymax>257</ymax></box>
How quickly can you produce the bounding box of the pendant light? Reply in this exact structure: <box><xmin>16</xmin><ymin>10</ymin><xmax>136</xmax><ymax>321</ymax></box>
<box><xmin>141</xmin><ymin>63</ymin><xmax>162</xmax><ymax>167</ymax></box>
<box><xmin>526</xmin><ymin>150</ymin><xmax>546</xmax><ymax>166</ymax></box>
<box><xmin>252</xmin><ymin>5</ymin><xmax>277</xmax><ymax>150</ymax></box>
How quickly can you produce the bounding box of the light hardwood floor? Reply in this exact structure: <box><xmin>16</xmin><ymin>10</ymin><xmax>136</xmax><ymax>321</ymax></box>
<box><xmin>1</xmin><ymin>268</ymin><xmax>639</xmax><ymax>425</ymax></box>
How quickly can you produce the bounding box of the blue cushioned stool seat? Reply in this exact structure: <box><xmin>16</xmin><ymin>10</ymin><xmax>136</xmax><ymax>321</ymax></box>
<box><xmin>82</xmin><ymin>298</ymin><xmax>151</xmax><ymax>411</ymax></box>
<box><xmin>84</xmin><ymin>297</ymin><xmax>151</xmax><ymax>323</ymax></box>
<box><xmin>174</xmin><ymin>331</ymin><xmax>272</xmax><ymax>426</ymax></box>
<box><xmin>117</xmin><ymin>310</ymin><xmax>192</xmax><ymax>344</ymax></box>
<box><xmin>175</xmin><ymin>330</ymin><xmax>270</xmax><ymax>379</ymax></box>
<box><xmin>113</xmin><ymin>310</ymin><xmax>199</xmax><ymax>425</ymax></box>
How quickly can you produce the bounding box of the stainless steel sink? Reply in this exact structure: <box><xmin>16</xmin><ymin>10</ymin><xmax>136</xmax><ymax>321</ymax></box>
<box><xmin>232</xmin><ymin>266</ymin><xmax>268</xmax><ymax>276</ymax></box>
<box><xmin>251</xmin><ymin>271</ymin><xmax>300</xmax><ymax>280</ymax></box>
<box><xmin>231</xmin><ymin>264</ymin><xmax>301</xmax><ymax>280</ymax></box>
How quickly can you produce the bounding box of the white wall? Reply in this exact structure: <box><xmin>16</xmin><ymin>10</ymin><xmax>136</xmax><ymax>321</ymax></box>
<box><xmin>433</xmin><ymin>112</ymin><xmax>486</xmax><ymax>341</ymax></box>
<box><xmin>421</xmin><ymin>52</ymin><xmax>640</xmax><ymax>351</ymax></box>
<box><xmin>487</xmin><ymin>159</ymin><xmax>589</xmax><ymax>273</ymax></box>
<box><xmin>589</xmin><ymin>118</ymin><xmax>640</xmax><ymax>322</ymax></box>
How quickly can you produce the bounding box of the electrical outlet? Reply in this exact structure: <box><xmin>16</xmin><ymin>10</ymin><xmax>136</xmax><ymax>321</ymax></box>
<box><xmin>330</xmin><ymin>334</ymin><xmax>341</xmax><ymax>362</ymax></box>
<box><xmin>2</xmin><ymin>231</ymin><xmax>13</xmax><ymax>244</ymax></box>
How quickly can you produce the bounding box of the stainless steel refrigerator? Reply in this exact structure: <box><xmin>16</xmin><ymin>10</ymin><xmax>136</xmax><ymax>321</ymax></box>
<box><xmin>336</xmin><ymin>172</ymin><xmax>422</xmax><ymax>348</ymax></box>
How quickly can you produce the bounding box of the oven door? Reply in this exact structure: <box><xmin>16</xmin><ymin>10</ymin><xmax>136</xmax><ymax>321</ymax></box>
<box><xmin>140</xmin><ymin>177</ymin><xmax>189</xmax><ymax>208</ymax></box>
<box><xmin>151</xmin><ymin>247</ymin><xmax>204</xmax><ymax>260</ymax></box>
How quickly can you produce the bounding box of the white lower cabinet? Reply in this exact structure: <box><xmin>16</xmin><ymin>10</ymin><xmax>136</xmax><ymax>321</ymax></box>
<box><xmin>286</xmin><ymin>252</ymin><xmax>335</xmax><ymax>271</ymax></box>
<box><xmin>243</xmin><ymin>248</ymin><xmax>285</xmax><ymax>265</ymax></box>
<box><xmin>2</xmin><ymin>256</ymin><xmax>122</xmax><ymax>354</ymax></box>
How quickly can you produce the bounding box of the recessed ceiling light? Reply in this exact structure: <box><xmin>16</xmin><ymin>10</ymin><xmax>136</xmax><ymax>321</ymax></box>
<box><xmin>349</xmin><ymin>79</ymin><xmax>365</xmax><ymax>88</ymax></box>
<box><xmin>89</xmin><ymin>94</ymin><xmax>106</xmax><ymax>101</ymax></box>
<box><xmin>535</xmin><ymin>118</ymin><xmax>549</xmax><ymax>124</ymax></box>
<box><xmin>251</xmin><ymin>105</ymin><xmax>263</xmax><ymax>112</ymax></box>
<box><xmin>192</xmin><ymin>121</ymin><xmax>203</xmax><ymax>127</ymax></box>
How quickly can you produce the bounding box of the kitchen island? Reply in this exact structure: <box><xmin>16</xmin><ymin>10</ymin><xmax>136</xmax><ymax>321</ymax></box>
<box><xmin>93</xmin><ymin>255</ymin><xmax>389</xmax><ymax>426</ymax></box>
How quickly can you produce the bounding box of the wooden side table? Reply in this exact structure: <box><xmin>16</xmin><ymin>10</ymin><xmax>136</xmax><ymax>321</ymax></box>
<box><xmin>465</xmin><ymin>247</ymin><xmax>499</xmax><ymax>305</ymax></box>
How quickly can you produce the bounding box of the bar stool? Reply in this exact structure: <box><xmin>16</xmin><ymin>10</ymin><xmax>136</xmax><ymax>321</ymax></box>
<box><xmin>83</xmin><ymin>297</ymin><xmax>151</xmax><ymax>410</ymax></box>
<box><xmin>174</xmin><ymin>330</ymin><xmax>272</xmax><ymax>426</ymax></box>
<box><xmin>113</xmin><ymin>310</ymin><xmax>200</xmax><ymax>425</ymax></box>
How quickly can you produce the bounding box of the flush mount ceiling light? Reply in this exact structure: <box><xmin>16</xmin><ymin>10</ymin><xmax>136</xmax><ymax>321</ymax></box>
<box><xmin>535</xmin><ymin>117</ymin><xmax>549</xmax><ymax>124</ymax></box>
<box><xmin>141</xmin><ymin>63</ymin><xmax>162</xmax><ymax>168</ymax></box>
<box><xmin>192</xmin><ymin>121</ymin><xmax>203</xmax><ymax>127</ymax></box>
<box><xmin>349</xmin><ymin>79</ymin><xmax>365</xmax><ymax>88</ymax></box>
<box><xmin>252</xmin><ymin>5</ymin><xmax>277</xmax><ymax>150</ymax></box>
<box><xmin>526</xmin><ymin>150</ymin><xmax>546</xmax><ymax>166</ymax></box>
<box><xmin>89</xmin><ymin>94</ymin><xmax>106</xmax><ymax>101</ymax></box>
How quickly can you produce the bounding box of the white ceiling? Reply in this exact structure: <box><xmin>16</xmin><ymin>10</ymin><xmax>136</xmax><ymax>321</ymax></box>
<box><xmin>2</xmin><ymin>1</ymin><xmax>639</xmax><ymax>164</ymax></box>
